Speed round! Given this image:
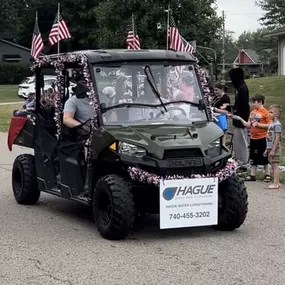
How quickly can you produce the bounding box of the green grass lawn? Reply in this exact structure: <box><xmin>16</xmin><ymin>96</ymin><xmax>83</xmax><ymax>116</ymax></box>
<box><xmin>0</xmin><ymin>104</ymin><xmax>21</xmax><ymax>132</ymax></box>
<box><xmin>0</xmin><ymin>85</ymin><xmax>21</xmax><ymax>103</ymax></box>
<box><xmin>245</xmin><ymin>76</ymin><xmax>285</xmax><ymax>155</ymax></box>
<box><xmin>246</xmin><ymin>75</ymin><xmax>285</xmax><ymax>112</ymax></box>
<box><xmin>233</xmin><ymin>76</ymin><xmax>285</xmax><ymax>182</ymax></box>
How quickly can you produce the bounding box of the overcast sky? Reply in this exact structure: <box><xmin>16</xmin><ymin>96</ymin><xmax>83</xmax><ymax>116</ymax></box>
<box><xmin>215</xmin><ymin>0</ymin><xmax>264</xmax><ymax>38</ymax></box>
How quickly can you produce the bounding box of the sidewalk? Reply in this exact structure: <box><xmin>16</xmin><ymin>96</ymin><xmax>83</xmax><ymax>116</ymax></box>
<box><xmin>0</xmin><ymin>132</ymin><xmax>33</xmax><ymax>171</ymax></box>
<box><xmin>0</xmin><ymin>101</ymin><xmax>23</xmax><ymax>106</ymax></box>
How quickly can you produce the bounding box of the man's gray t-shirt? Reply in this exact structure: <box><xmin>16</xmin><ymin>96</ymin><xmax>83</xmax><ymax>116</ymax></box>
<box><xmin>267</xmin><ymin>120</ymin><xmax>282</xmax><ymax>150</ymax></box>
<box><xmin>63</xmin><ymin>96</ymin><xmax>95</xmax><ymax>123</ymax></box>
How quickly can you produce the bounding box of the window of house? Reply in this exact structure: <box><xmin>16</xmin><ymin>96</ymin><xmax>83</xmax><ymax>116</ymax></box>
<box><xmin>2</xmin><ymin>54</ymin><xmax>22</xmax><ymax>62</ymax></box>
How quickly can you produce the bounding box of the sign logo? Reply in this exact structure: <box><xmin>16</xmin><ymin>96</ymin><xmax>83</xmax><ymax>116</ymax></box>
<box><xmin>162</xmin><ymin>184</ymin><xmax>215</xmax><ymax>201</ymax></box>
<box><xmin>162</xmin><ymin>187</ymin><xmax>178</xmax><ymax>201</ymax></box>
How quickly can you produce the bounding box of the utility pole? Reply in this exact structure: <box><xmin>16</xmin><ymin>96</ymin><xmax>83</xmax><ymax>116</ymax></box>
<box><xmin>165</xmin><ymin>3</ymin><xmax>170</xmax><ymax>50</ymax></box>
<box><xmin>197</xmin><ymin>45</ymin><xmax>217</xmax><ymax>81</ymax></box>
<box><xmin>222</xmin><ymin>10</ymin><xmax>226</xmax><ymax>80</ymax></box>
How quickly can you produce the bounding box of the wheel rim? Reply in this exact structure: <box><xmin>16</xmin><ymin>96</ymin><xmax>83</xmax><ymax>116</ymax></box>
<box><xmin>13</xmin><ymin>166</ymin><xmax>23</xmax><ymax>196</ymax></box>
<box><xmin>97</xmin><ymin>188</ymin><xmax>112</xmax><ymax>226</ymax></box>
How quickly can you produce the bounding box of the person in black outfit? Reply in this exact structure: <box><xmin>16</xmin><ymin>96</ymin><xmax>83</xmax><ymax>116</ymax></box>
<box><xmin>228</xmin><ymin>67</ymin><xmax>250</xmax><ymax>170</ymax></box>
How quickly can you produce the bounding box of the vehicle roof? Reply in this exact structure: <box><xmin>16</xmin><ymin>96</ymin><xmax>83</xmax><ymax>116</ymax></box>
<box><xmin>47</xmin><ymin>49</ymin><xmax>197</xmax><ymax>64</ymax></box>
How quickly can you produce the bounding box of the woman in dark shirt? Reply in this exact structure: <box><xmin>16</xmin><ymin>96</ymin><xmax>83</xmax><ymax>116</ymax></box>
<box><xmin>211</xmin><ymin>82</ymin><xmax>231</xmax><ymax>144</ymax></box>
<box><xmin>212</xmin><ymin>82</ymin><xmax>231</xmax><ymax>113</ymax></box>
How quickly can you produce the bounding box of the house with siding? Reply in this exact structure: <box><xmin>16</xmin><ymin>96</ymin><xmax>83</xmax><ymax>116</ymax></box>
<box><xmin>268</xmin><ymin>27</ymin><xmax>285</xmax><ymax>75</ymax></box>
<box><xmin>232</xmin><ymin>49</ymin><xmax>263</xmax><ymax>75</ymax></box>
<box><xmin>0</xmin><ymin>38</ymin><xmax>39</xmax><ymax>63</ymax></box>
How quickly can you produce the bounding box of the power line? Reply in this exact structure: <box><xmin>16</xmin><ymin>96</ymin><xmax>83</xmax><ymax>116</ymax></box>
<box><xmin>225</xmin><ymin>12</ymin><xmax>264</xmax><ymax>15</ymax></box>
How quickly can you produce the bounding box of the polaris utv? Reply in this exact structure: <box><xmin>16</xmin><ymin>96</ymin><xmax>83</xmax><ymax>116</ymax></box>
<box><xmin>8</xmin><ymin>49</ymin><xmax>248</xmax><ymax>240</ymax></box>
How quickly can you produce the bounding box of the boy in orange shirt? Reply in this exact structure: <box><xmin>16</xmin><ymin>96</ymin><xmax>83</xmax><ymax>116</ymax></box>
<box><xmin>235</xmin><ymin>94</ymin><xmax>271</xmax><ymax>181</ymax></box>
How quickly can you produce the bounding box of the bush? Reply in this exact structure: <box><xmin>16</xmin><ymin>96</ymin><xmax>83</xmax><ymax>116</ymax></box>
<box><xmin>0</xmin><ymin>62</ymin><xmax>32</xmax><ymax>84</ymax></box>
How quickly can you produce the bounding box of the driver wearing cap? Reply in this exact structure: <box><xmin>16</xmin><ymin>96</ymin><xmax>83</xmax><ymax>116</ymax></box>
<box><xmin>63</xmin><ymin>81</ymin><xmax>95</xmax><ymax>128</ymax></box>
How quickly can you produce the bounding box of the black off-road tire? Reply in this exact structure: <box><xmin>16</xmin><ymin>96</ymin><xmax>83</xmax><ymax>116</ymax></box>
<box><xmin>12</xmin><ymin>154</ymin><xmax>40</xmax><ymax>205</ymax></box>
<box><xmin>93</xmin><ymin>174</ymin><xmax>135</xmax><ymax>240</ymax></box>
<box><xmin>213</xmin><ymin>174</ymin><xmax>248</xmax><ymax>231</ymax></box>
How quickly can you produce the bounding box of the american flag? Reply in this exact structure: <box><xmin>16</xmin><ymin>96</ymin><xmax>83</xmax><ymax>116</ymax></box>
<box><xmin>31</xmin><ymin>13</ymin><xmax>44</xmax><ymax>59</ymax></box>
<box><xmin>126</xmin><ymin>16</ymin><xmax>141</xmax><ymax>50</ymax></box>
<box><xmin>126</xmin><ymin>31</ymin><xmax>141</xmax><ymax>50</ymax></box>
<box><xmin>182</xmin><ymin>37</ymin><xmax>195</xmax><ymax>54</ymax></box>
<box><xmin>168</xmin><ymin>13</ymin><xmax>195</xmax><ymax>79</ymax></box>
<box><xmin>168</xmin><ymin>13</ymin><xmax>195</xmax><ymax>54</ymax></box>
<box><xmin>49</xmin><ymin>11</ymin><xmax>71</xmax><ymax>46</ymax></box>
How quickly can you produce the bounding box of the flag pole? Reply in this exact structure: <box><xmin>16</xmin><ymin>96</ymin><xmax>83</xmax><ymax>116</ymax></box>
<box><xmin>132</xmin><ymin>13</ymin><xmax>135</xmax><ymax>37</ymax></box>
<box><xmin>165</xmin><ymin>3</ymin><xmax>170</xmax><ymax>50</ymax></box>
<box><xmin>35</xmin><ymin>10</ymin><xmax>38</xmax><ymax>26</ymax></box>
<box><xmin>57</xmin><ymin>2</ymin><xmax>60</xmax><ymax>55</ymax></box>
<box><xmin>32</xmin><ymin>10</ymin><xmax>38</xmax><ymax>60</ymax></box>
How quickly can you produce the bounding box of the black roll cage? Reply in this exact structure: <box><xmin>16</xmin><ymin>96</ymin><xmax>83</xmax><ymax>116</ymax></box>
<box><xmin>34</xmin><ymin>59</ymin><xmax>209</xmax><ymax>130</ymax></box>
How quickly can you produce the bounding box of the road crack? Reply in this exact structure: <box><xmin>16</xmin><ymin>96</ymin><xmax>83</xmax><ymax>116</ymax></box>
<box><xmin>28</xmin><ymin>258</ymin><xmax>73</xmax><ymax>285</ymax></box>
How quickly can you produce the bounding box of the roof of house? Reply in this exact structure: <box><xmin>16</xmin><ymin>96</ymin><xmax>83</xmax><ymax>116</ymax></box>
<box><xmin>267</xmin><ymin>27</ymin><xmax>285</xmax><ymax>37</ymax></box>
<box><xmin>233</xmin><ymin>49</ymin><xmax>261</xmax><ymax>64</ymax></box>
<box><xmin>0</xmin><ymin>38</ymin><xmax>31</xmax><ymax>52</ymax></box>
<box><xmin>244</xmin><ymin>49</ymin><xmax>260</xmax><ymax>63</ymax></box>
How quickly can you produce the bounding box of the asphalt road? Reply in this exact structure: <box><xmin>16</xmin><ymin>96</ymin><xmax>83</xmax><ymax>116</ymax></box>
<box><xmin>1</xmin><ymin>132</ymin><xmax>285</xmax><ymax>285</ymax></box>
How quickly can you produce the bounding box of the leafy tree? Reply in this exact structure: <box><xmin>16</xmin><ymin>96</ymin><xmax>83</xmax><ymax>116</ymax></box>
<box><xmin>236</xmin><ymin>28</ymin><xmax>278</xmax><ymax>72</ymax></box>
<box><xmin>95</xmin><ymin>0</ymin><xmax>222</xmax><ymax>49</ymax></box>
<box><xmin>9</xmin><ymin>0</ymin><xmax>222</xmax><ymax>57</ymax></box>
<box><xmin>256</xmin><ymin>0</ymin><xmax>285</xmax><ymax>29</ymax></box>
<box><xmin>212</xmin><ymin>30</ymin><xmax>237</xmax><ymax>63</ymax></box>
<box><xmin>0</xmin><ymin>0</ymin><xmax>26</xmax><ymax>38</ymax></box>
<box><xmin>17</xmin><ymin>0</ymin><xmax>101</xmax><ymax>53</ymax></box>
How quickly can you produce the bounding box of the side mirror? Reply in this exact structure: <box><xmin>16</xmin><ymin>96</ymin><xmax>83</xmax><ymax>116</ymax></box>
<box><xmin>198</xmin><ymin>99</ymin><xmax>206</xmax><ymax>110</ymax></box>
<box><xmin>100</xmin><ymin>103</ymin><xmax>107</xmax><ymax>113</ymax></box>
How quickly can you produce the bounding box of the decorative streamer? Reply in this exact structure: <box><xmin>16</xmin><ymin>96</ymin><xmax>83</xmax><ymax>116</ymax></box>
<box><xmin>128</xmin><ymin>159</ymin><xmax>238</xmax><ymax>186</ymax></box>
<box><xmin>32</xmin><ymin>53</ymin><xmax>99</xmax><ymax>140</ymax></box>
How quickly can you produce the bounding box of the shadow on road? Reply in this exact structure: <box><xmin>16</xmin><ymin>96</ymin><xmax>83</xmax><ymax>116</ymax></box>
<box><xmin>34</xmin><ymin>194</ymin><xmax>243</xmax><ymax>241</ymax></box>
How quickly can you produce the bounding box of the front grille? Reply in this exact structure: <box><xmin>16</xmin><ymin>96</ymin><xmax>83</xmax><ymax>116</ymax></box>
<box><xmin>163</xmin><ymin>148</ymin><xmax>203</xmax><ymax>159</ymax></box>
<box><xmin>140</xmin><ymin>165</ymin><xmax>206</xmax><ymax>177</ymax></box>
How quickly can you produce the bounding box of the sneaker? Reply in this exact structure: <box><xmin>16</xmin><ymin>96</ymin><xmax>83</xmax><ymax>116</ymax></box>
<box><xmin>237</xmin><ymin>166</ymin><xmax>248</xmax><ymax>173</ymax></box>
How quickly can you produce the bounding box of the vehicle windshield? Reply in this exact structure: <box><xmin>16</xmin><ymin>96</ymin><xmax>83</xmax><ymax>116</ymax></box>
<box><xmin>94</xmin><ymin>64</ymin><xmax>208</xmax><ymax>126</ymax></box>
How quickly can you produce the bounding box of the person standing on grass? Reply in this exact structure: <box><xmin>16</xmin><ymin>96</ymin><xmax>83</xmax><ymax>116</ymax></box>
<box><xmin>228</xmin><ymin>67</ymin><xmax>250</xmax><ymax>172</ymax></box>
<box><xmin>235</xmin><ymin>94</ymin><xmax>271</xmax><ymax>182</ymax></box>
<box><xmin>264</xmin><ymin>104</ymin><xmax>282</xmax><ymax>189</ymax></box>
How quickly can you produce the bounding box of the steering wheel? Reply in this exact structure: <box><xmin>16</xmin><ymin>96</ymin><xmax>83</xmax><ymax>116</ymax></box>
<box><xmin>155</xmin><ymin>107</ymin><xmax>187</xmax><ymax>118</ymax></box>
<box><xmin>74</xmin><ymin>118</ymin><xmax>91</xmax><ymax>131</ymax></box>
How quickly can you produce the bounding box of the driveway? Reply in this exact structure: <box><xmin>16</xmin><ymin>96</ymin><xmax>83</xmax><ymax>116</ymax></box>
<box><xmin>0</xmin><ymin>132</ymin><xmax>285</xmax><ymax>285</ymax></box>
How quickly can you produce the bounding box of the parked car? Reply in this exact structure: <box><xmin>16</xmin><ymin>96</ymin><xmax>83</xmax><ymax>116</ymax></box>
<box><xmin>17</xmin><ymin>75</ymin><xmax>76</xmax><ymax>98</ymax></box>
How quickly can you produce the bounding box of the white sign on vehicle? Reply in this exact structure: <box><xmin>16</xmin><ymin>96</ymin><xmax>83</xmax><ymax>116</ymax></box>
<box><xmin>159</xmin><ymin>178</ymin><xmax>218</xmax><ymax>229</ymax></box>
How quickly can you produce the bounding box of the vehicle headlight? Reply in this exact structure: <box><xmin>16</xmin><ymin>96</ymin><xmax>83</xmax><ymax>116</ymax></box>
<box><xmin>207</xmin><ymin>138</ymin><xmax>221</xmax><ymax>157</ymax></box>
<box><xmin>118</xmin><ymin>142</ymin><xmax>146</xmax><ymax>158</ymax></box>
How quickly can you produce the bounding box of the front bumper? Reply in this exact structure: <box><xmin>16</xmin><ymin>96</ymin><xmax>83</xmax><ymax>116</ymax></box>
<box><xmin>120</xmin><ymin>149</ymin><xmax>231</xmax><ymax>177</ymax></box>
<box><xmin>128</xmin><ymin>159</ymin><xmax>238</xmax><ymax>186</ymax></box>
